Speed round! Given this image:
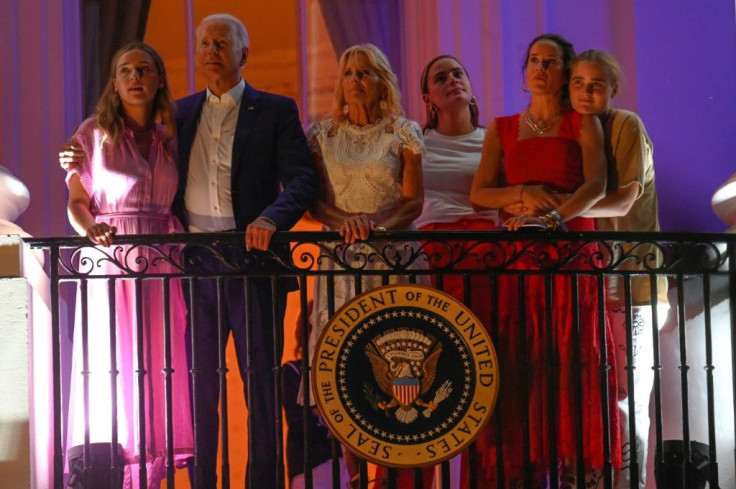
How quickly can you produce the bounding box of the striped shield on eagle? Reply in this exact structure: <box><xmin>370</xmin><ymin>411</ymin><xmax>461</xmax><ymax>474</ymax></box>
<box><xmin>393</xmin><ymin>376</ymin><xmax>421</xmax><ymax>406</ymax></box>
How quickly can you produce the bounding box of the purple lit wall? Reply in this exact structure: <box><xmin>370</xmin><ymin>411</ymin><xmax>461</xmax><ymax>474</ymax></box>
<box><xmin>1</xmin><ymin>0</ymin><xmax>735</xmax><ymax>236</ymax></box>
<box><xmin>0</xmin><ymin>0</ymin><xmax>83</xmax><ymax>238</ymax></box>
<box><xmin>634</xmin><ymin>1</ymin><xmax>736</xmax><ymax>232</ymax></box>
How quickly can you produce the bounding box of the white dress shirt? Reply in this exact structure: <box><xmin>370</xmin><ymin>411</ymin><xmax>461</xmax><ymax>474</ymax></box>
<box><xmin>184</xmin><ymin>79</ymin><xmax>245</xmax><ymax>232</ymax></box>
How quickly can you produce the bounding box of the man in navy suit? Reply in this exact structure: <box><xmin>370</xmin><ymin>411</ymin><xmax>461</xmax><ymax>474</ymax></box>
<box><xmin>175</xmin><ymin>13</ymin><xmax>316</xmax><ymax>488</ymax></box>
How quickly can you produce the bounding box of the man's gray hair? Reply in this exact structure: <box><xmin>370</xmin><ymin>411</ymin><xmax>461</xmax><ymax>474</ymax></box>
<box><xmin>198</xmin><ymin>13</ymin><xmax>249</xmax><ymax>49</ymax></box>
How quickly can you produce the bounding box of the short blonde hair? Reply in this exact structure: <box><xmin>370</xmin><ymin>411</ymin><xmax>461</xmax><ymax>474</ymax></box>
<box><xmin>333</xmin><ymin>43</ymin><xmax>403</xmax><ymax>122</ymax></box>
<box><xmin>572</xmin><ymin>49</ymin><xmax>621</xmax><ymax>87</ymax></box>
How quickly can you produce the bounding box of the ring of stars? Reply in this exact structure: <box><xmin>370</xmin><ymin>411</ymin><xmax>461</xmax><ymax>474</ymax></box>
<box><xmin>336</xmin><ymin>307</ymin><xmax>475</xmax><ymax>444</ymax></box>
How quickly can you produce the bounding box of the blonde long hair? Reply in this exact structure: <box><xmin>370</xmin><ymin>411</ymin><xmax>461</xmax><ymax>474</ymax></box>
<box><xmin>332</xmin><ymin>43</ymin><xmax>403</xmax><ymax>122</ymax></box>
<box><xmin>95</xmin><ymin>42</ymin><xmax>176</xmax><ymax>146</ymax></box>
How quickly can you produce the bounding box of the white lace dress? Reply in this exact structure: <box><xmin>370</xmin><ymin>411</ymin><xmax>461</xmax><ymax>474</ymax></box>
<box><xmin>304</xmin><ymin>117</ymin><xmax>428</xmax><ymax>404</ymax></box>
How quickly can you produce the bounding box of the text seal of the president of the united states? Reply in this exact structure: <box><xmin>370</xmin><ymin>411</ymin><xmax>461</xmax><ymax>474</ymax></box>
<box><xmin>312</xmin><ymin>284</ymin><xmax>499</xmax><ymax>467</ymax></box>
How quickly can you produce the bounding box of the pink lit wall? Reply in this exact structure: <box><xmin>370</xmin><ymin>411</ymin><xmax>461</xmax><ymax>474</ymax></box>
<box><xmin>0</xmin><ymin>0</ymin><xmax>83</xmax><ymax>238</ymax></box>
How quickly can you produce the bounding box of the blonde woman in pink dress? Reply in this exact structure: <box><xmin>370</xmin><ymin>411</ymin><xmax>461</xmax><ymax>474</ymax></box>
<box><xmin>65</xmin><ymin>42</ymin><xmax>193</xmax><ymax>488</ymax></box>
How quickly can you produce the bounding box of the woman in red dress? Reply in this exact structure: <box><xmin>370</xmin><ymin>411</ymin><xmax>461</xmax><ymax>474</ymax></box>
<box><xmin>470</xmin><ymin>34</ymin><xmax>619</xmax><ymax>489</ymax></box>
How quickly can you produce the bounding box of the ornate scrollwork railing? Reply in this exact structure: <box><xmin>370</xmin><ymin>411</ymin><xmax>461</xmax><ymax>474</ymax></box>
<box><xmin>24</xmin><ymin>229</ymin><xmax>736</xmax><ymax>278</ymax></box>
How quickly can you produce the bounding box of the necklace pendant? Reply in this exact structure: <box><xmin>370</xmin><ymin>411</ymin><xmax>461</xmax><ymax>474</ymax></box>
<box><xmin>523</xmin><ymin>110</ymin><xmax>560</xmax><ymax>136</ymax></box>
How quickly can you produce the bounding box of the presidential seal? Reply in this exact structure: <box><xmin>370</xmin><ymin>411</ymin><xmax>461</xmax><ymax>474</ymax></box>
<box><xmin>312</xmin><ymin>284</ymin><xmax>499</xmax><ymax>468</ymax></box>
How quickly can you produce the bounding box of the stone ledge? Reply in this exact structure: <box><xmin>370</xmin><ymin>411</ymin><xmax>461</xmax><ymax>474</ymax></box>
<box><xmin>0</xmin><ymin>234</ymin><xmax>22</xmax><ymax>278</ymax></box>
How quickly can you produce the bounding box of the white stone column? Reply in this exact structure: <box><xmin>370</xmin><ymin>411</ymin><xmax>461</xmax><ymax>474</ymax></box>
<box><xmin>0</xmin><ymin>236</ymin><xmax>30</xmax><ymax>489</ymax></box>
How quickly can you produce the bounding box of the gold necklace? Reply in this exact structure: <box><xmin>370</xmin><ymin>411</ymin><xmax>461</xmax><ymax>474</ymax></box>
<box><xmin>523</xmin><ymin>110</ymin><xmax>561</xmax><ymax>136</ymax></box>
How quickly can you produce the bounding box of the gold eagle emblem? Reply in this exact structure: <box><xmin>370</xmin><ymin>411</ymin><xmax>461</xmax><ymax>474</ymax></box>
<box><xmin>365</xmin><ymin>329</ymin><xmax>452</xmax><ymax>423</ymax></box>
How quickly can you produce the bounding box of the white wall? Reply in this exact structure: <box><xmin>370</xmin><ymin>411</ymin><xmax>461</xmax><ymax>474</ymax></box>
<box><xmin>0</xmin><ymin>241</ymin><xmax>30</xmax><ymax>489</ymax></box>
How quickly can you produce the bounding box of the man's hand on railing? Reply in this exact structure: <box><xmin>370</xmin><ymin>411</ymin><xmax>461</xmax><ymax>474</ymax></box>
<box><xmin>59</xmin><ymin>141</ymin><xmax>84</xmax><ymax>171</ymax></box>
<box><xmin>246</xmin><ymin>217</ymin><xmax>277</xmax><ymax>251</ymax></box>
<box><xmin>85</xmin><ymin>222</ymin><xmax>117</xmax><ymax>247</ymax></box>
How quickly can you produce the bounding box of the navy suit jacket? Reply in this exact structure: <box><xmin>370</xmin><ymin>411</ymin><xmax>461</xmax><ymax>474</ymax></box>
<box><xmin>174</xmin><ymin>82</ymin><xmax>316</xmax><ymax>233</ymax></box>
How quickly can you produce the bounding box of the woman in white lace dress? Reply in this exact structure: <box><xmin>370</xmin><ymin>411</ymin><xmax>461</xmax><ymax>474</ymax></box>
<box><xmin>306</xmin><ymin>43</ymin><xmax>425</xmax><ymax>488</ymax></box>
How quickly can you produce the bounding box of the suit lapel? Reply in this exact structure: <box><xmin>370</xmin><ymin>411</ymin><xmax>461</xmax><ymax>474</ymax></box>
<box><xmin>232</xmin><ymin>82</ymin><xmax>261</xmax><ymax>174</ymax></box>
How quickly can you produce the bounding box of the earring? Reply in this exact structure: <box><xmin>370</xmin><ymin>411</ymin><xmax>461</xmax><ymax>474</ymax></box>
<box><xmin>429</xmin><ymin>104</ymin><xmax>438</xmax><ymax>114</ymax></box>
<box><xmin>469</xmin><ymin>97</ymin><xmax>477</xmax><ymax>106</ymax></box>
<box><xmin>379</xmin><ymin>99</ymin><xmax>388</xmax><ymax>111</ymax></box>
<box><xmin>521</xmin><ymin>83</ymin><xmax>530</xmax><ymax>93</ymax></box>
<box><xmin>342</xmin><ymin>104</ymin><xmax>349</xmax><ymax>115</ymax></box>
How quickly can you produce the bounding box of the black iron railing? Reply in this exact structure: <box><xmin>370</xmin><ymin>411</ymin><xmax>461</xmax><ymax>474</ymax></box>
<box><xmin>22</xmin><ymin>230</ymin><xmax>736</xmax><ymax>489</ymax></box>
